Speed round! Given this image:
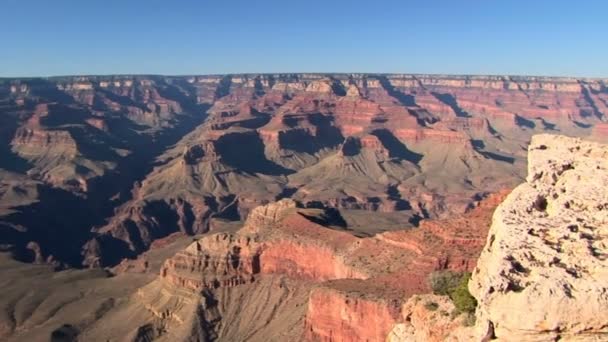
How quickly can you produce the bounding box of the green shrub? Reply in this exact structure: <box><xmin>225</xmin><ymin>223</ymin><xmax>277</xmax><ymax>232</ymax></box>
<box><xmin>450</xmin><ymin>273</ymin><xmax>477</xmax><ymax>314</ymax></box>
<box><xmin>429</xmin><ymin>270</ymin><xmax>463</xmax><ymax>296</ymax></box>
<box><xmin>462</xmin><ymin>312</ymin><xmax>476</xmax><ymax>327</ymax></box>
<box><xmin>428</xmin><ymin>271</ymin><xmax>477</xmax><ymax>314</ymax></box>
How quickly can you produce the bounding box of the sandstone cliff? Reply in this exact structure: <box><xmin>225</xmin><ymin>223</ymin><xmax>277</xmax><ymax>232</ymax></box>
<box><xmin>469</xmin><ymin>134</ymin><xmax>608</xmax><ymax>341</ymax></box>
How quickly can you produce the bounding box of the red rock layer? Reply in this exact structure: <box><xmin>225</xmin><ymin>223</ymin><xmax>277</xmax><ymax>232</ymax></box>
<box><xmin>260</xmin><ymin>241</ymin><xmax>366</xmax><ymax>281</ymax></box>
<box><xmin>305</xmin><ymin>286</ymin><xmax>402</xmax><ymax>342</ymax></box>
<box><xmin>395</xmin><ymin>128</ymin><xmax>471</xmax><ymax>144</ymax></box>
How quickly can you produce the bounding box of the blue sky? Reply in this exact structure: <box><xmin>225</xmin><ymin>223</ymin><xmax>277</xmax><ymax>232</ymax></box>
<box><xmin>1</xmin><ymin>0</ymin><xmax>606</xmax><ymax>77</ymax></box>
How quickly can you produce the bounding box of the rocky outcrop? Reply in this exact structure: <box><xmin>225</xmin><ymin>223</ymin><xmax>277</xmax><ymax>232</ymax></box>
<box><xmin>244</xmin><ymin>198</ymin><xmax>300</xmax><ymax>231</ymax></box>
<box><xmin>160</xmin><ymin>233</ymin><xmax>260</xmax><ymax>292</ymax></box>
<box><xmin>386</xmin><ymin>294</ymin><xmax>474</xmax><ymax>342</ymax></box>
<box><xmin>157</xmin><ymin>200</ymin><xmax>366</xmax><ymax>289</ymax></box>
<box><xmin>470</xmin><ymin>134</ymin><xmax>608</xmax><ymax>341</ymax></box>
<box><xmin>11</xmin><ymin>128</ymin><xmax>78</xmax><ymax>155</ymax></box>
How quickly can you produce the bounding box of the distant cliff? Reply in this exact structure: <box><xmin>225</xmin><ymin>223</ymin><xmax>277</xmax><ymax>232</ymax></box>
<box><xmin>1</xmin><ymin>74</ymin><xmax>607</xmax><ymax>268</ymax></box>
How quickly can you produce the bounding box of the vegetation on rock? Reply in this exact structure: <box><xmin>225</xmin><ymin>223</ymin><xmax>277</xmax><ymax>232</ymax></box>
<box><xmin>429</xmin><ymin>271</ymin><xmax>477</xmax><ymax>314</ymax></box>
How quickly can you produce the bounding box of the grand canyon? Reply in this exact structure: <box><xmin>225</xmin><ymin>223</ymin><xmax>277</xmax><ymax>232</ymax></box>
<box><xmin>0</xmin><ymin>74</ymin><xmax>607</xmax><ymax>341</ymax></box>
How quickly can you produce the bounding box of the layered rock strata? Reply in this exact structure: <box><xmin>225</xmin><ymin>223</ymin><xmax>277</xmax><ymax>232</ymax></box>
<box><xmin>1</xmin><ymin>74</ymin><xmax>606</xmax><ymax>268</ymax></box>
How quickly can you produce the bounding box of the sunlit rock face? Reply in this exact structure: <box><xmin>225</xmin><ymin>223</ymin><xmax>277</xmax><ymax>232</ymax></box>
<box><xmin>470</xmin><ymin>134</ymin><xmax>608</xmax><ymax>341</ymax></box>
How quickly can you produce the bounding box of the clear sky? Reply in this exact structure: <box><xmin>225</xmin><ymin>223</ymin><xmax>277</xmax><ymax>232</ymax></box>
<box><xmin>1</xmin><ymin>0</ymin><xmax>606</xmax><ymax>77</ymax></box>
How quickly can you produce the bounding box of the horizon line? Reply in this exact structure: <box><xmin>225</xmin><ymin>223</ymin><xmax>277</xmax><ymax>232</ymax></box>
<box><xmin>1</xmin><ymin>72</ymin><xmax>607</xmax><ymax>81</ymax></box>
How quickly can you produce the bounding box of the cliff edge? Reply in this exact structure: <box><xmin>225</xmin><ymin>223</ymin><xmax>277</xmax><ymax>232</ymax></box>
<box><xmin>470</xmin><ymin>134</ymin><xmax>608</xmax><ymax>341</ymax></box>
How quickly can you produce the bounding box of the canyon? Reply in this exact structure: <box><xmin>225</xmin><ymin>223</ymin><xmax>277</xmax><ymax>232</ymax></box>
<box><xmin>0</xmin><ymin>74</ymin><xmax>607</xmax><ymax>341</ymax></box>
